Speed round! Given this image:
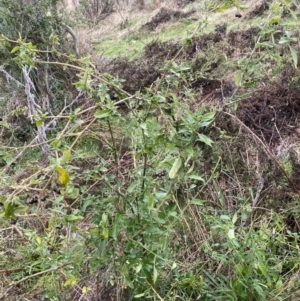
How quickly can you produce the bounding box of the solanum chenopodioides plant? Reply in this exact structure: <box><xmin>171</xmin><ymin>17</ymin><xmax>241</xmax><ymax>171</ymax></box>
<box><xmin>3</xmin><ymin>36</ymin><xmax>218</xmax><ymax>297</ymax></box>
<box><xmin>150</xmin><ymin>61</ymin><xmax>216</xmax><ymax>179</ymax></box>
<box><xmin>69</xmin><ymin>59</ymin><xmax>217</xmax><ymax>297</ymax></box>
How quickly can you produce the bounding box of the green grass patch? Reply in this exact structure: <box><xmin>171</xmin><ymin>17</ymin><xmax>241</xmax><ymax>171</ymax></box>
<box><xmin>96</xmin><ymin>19</ymin><xmax>210</xmax><ymax>59</ymax></box>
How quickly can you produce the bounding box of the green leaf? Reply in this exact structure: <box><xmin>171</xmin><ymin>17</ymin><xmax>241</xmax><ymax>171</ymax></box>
<box><xmin>201</xmin><ymin>111</ymin><xmax>216</xmax><ymax>122</ymax></box>
<box><xmin>289</xmin><ymin>46</ymin><xmax>298</xmax><ymax>69</ymax></box>
<box><xmin>124</xmin><ymin>276</ymin><xmax>134</xmax><ymax>288</ymax></box>
<box><xmin>102</xmin><ymin>213</ymin><xmax>108</xmax><ymax>223</ymax></box>
<box><xmin>74</xmin><ymin>108</ymin><xmax>81</xmax><ymax>114</ymax></box>
<box><xmin>140</xmin><ymin>122</ymin><xmax>147</xmax><ymax>130</ymax></box>
<box><xmin>14</xmin><ymin>204</ymin><xmax>27</xmax><ymax>215</ymax></box>
<box><xmin>26</xmin><ymin>42</ymin><xmax>37</xmax><ymax>50</ymax></box>
<box><xmin>0</xmin><ymin>195</ymin><xmax>7</xmax><ymax>204</ymax></box>
<box><xmin>188</xmin><ymin>175</ymin><xmax>205</xmax><ymax>182</ymax></box>
<box><xmin>134</xmin><ymin>293</ymin><xmax>145</xmax><ymax>298</ymax></box>
<box><xmin>258</xmin><ymin>263</ymin><xmax>268</xmax><ymax>277</ymax></box>
<box><xmin>35</xmin><ymin>120</ymin><xmax>43</xmax><ymax>127</ymax></box>
<box><xmin>61</xmin><ymin>149</ymin><xmax>71</xmax><ymax>164</ymax></box>
<box><xmin>112</xmin><ymin>223</ymin><xmax>119</xmax><ymax>240</ymax></box>
<box><xmin>56</xmin><ymin>166</ymin><xmax>70</xmax><ymax>185</ymax></box>
<box><xmin>220</xmin><ymin>215</ymin><xmax>230</xmax><ymax>221</ymax></box>
<box><xmin>270</xmin><ymin>16</ymin><xmax>281</xmax><ymax>25</ymax></box>
<box><xmin>51</xmin><ymin>139</ymin><xmax>61</xmax><ymax>148</ymax></box>
<box><xmin>276</xmin><ymin>278</ymin><xmax>283</xmax><ymax>291</ymax></box>
<box><xmin>279</xmin><ymin>37</ymin><xmax>288</xmax><ymax>44</ymax></box>
<box><xmin>35</xmin><ymin>235</ymin><xmax>42</xmax><ymax>245</ymax></box>
<box><xmin>256</xmin><ymin>42</ymin><xmax>274</xmax><ymax>48</ymax></box>
<box><xmin>10</xmin><ymin>46</ymin><xmax>20</xmax><ymax>54</ymax></box>
<box><xmin>153</xmin><ymin>265</ymin><xmax>158</xmax><ymax>284</ymax></box>
<box><xmin>216</xmin><ymin>3</ymin><xmax>232</xmax><ymax>13</ymax></box>
<box><xmin>94</xmin><ymin>109</ymin><xmax>111</xmax><ymax>119</ymax></box>
<box><xmin>253</xmin><ymin>283</ymin><xmax>265</xmax><ymax>297</ymax></box>
<box><xmin>4</xmin><ymin>202</ymin><xmax>15</xmax><ymax>219</ymax></box>
<box><xmin>154</xmin><ymin>192</ymin><xmax>167</xmax><ymax>200</ymax></box>
<box><xmin>290</xmin><ymin>10</ymin><xmax>297</xmax><ymax>20</ymax></box>
<box><xmin>89</xmin><ymin>228</ymin><xmax>99</xmax><ymax>235</ymax></box>
<box><xmin>136</xmin><ymin>264</ymin><xmax>142</xmax><ymax>273</ymax></box>
<box><xmin>148</xmin><ymin>194</ymin><xmax>155</xmax><ymax>208</ymax></box>
<box><xmin>169</xmin><ymin>157</ymin><xmax>182</xmax><ymax>179</ymax></box>
<box><xmin>128</xmin><ymin>180</ymin><xmax>139</xmax><ymax>193</ymax></box>
<box><xmin>54</xmin><ymin>195</ymin><xmax>64</xmax><ymax>205</ymax></box>
<box><xmin>189</xmin><ymin>199</ymin><xmax>205</xmax><ymax>206</ymax></box>
<box><xmin>66</xmin><ymin>186</ymin><xmax>79</xmax><ymax>199</ymax></box>
<box><xmin>197</xmin><ymin>133</ymin><xmax>214</xmax><ymax>146</ymax></box>
<box><xmin>235</xmin><ymin>70</ymin><xmax>243</xmax><ymax>86</ymax></box>
<box><xmin>102</xmin><ymin>227</ymin><xmax>109</xmax><ymax>238</ymax></box>
<box><xmin>64</xmin><ymin>278</ymin><xmax>78</xmax><ymax>286</ymax></box>
<box><xmin>0</xmin><ymin>121</ymin><xmax>9</xmax><ymax>129</ymax></box>
<box><xmin>228</xmin><ymin>228</ymin><xmax>235</xmax><ymax>239</ymax></box>
<box><xmin>232</xmin><ymin>212</ymin><xmax>238</xmax><ymax>225</ymax></box>
<box><xmin>82</xmin><ymin>286</ymin><xmax>91</xmax><ymax>294</ymax></box>
<box><xmin>65</xmin><ymin>215</ymin><xmax>84</xmax><ymax>222</ymax></box>
<box><xmin>199</xmin><ymin>111</ymin><xmax>216</xmax><ymax>127</ymax></box>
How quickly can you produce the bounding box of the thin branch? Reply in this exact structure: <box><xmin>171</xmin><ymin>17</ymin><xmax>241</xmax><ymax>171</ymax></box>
<box><xmin>0</xmin><ymin>263</ymin><xmax>70</xmax><ymax>299</ymax></box>
<box><xmin>62</xmin><ymin>23</ymin><xmax>80</xmax><ymax>58</ymax></box>
<box><xmin>0</xmin><ymin>267</ymin><xmax>25</xmax><ymax>274</ymax></box>
<box><xmin>0</xmin><ymin>66</ymin><xmax>24</xmax><ymax>87</ymax></box>
<box><xmin>242</xmin><ymin>177</ymin><xmax>265</xmax><ymax>226</ymax></box>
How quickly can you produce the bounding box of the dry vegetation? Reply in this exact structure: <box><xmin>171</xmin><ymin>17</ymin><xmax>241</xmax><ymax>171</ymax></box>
<box><xmin>1</xmin><ymin>0</ymin><xmax>300</xmax><ymax>300</ymax></box>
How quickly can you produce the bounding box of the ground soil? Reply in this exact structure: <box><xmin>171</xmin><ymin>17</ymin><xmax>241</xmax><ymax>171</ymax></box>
<box><xmin>104</xmin><ymin>19</ymin><xmax>300</xmax><ymax>209</ymax></box>
<box><xmin>140</xmin><ymin>7</ymin><xmax>195</xmax><ymax>31</ymax></box>
<box><xmin>105</xmin><ymin>23</ymin><xmax>300</xmax><ymax>153</ymax></box>
<box><xmin>237</xmin><ymin>85</ymin><xmax>300</xmax><ymax>143</ymax></box>
<box><xmin>106</xmin><ymin>24</ymin><xmax>265</xmax><ymax>94</ymax></box>
<box><xmin>5</xmin><ymin>1</ymin><xmax>300</xmax><ymax>299</ymax></box>
<box><xmin>237</xmin><ymin>67</ymin><xmax>300</xmax><ymax>145</ymax></box>
<box><xmin>245</xmin><ymin>0</ymin><xmax>270</xmax><ymax>19</ymax></box>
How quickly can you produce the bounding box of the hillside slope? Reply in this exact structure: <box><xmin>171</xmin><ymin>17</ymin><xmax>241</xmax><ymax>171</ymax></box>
<box><xmin>1</xmin><ymin>0</ymin><xmax>300</xmax><ymax>300</ymax></box>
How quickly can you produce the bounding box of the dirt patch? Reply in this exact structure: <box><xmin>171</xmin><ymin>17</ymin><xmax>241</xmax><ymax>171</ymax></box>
<box><xmin>108</xmin><ymin>43</ymin><xmax>234</xmax><ymax>97</ymax></box>
<box><xmin>108</xmin><ymin>58</ymin><xmax>159</xmax><ymax>94</ymax></box>
<box><xmin>107</xmin><ymin>40</ymin><xmax>182</xmax><ymax>93</ymax></box>
<box><xmin>191</xmin><ymin>78</ymin><xmax>221</xmax><ymax>93</ymax></box>
<box><xmin>140</xmin><ymin>7</ymin><xmax>195</xmax><ymax>31</ymax></box>
<box><xmin>236</xmin><ymin>80</ymin><xmax>300</xmax><ymax>144</ymax></box>
<box><xmin>245</xmin><ymin>0</ymin><xmax>270</xmax><ymax>19</ymax></box>
<box><xmin>177</xmin><ymin>0</ymin><xmax>196</xmax><ymax>8</ymax></box>
<box><xmin>227</xmin><ymin>27</ymin><xmax>260</xmax><ymax>51</ymax></box>
<box><xmin>191</xmin><ymin>30</ymin><xmax>226</xmax><ymax>53</ymax></box>
<box><xmin>190</xmin><ymin>78</ymin><xmax>234</xmax><ymax>98</ymax></box>
<box><xmin>105</xmin><ymin>26</ymin><xmax>260</xmax><ymax>95</ymax></box>
<box><xmin>107</xmin><ymin>28</ymin><xmax>229</xmax><ymax>93</ymax></box>
<box><xmin>143</xmin><ymin>39</ymin><xmax>182</xmax><ymax>60</ymax></box>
